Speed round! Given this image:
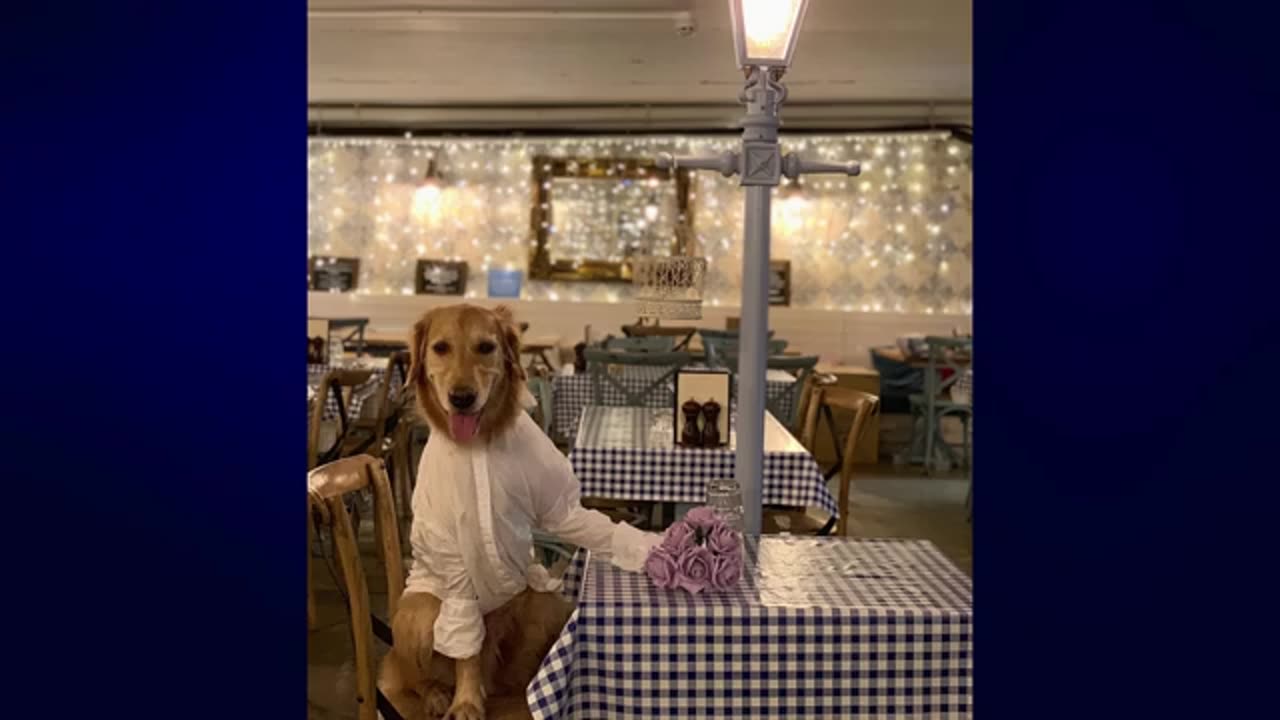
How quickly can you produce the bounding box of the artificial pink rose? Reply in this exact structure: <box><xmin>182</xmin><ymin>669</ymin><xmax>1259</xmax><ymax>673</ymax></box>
<box><xmin>661</xmin><ymin>520</ymin><xmax>696</xmax><ymax>554</ymax></box>
<box><xmin>705</xmin><ymin>522</ymin><xmax>743</xmax><ymax>557</ymax></box>
<box><xmin>644</xmin><ymin>546</ymin><xmax>680</xmax><ymax>589</ymax></box>
<box><xmin>676</xmin><ymin>545</ymin><xmax>714</xmax><ymax>594</ymax></box>
<box><xmin>711</xmin><ymin>550</ymin><xmax>743</xmax><ymax>590</ymax></box>
<box><xmin>683</xmin><ymin>506</ymin><xmax>722</xmax><ymax>530</ymax></box>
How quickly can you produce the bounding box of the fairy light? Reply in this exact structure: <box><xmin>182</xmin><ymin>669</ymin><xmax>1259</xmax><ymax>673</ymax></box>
<box><xmin>306</xmin><ymin>132</ymin><xmax>971</xmax><ymax>313</ymax></box>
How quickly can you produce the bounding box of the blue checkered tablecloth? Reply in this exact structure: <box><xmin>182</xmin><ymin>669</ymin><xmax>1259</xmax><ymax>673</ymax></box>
<box><xmin>528</xmin><ymin>537</ymin><xmax>972</xmax><ymax>719</ymax></box>
<box><xmin>552</xmin><ymin>367</ymin><xmax>799</xmax><ymax>441</ymax></box>
<box><xmin>570</xmin><ymin>406</ymin><xmax>836</xmax><ymax>517</ymax></box>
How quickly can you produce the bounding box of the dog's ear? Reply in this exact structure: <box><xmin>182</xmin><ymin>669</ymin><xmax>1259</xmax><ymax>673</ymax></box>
<box><xmin>408</xmin><ymin>310</ymin><xmax>434</xmax><ymax>390</ymax></box>
<box><xmin>493</xmin><ymin>305</ymin><xmax>526</xmax><ymax>382</ymax></box>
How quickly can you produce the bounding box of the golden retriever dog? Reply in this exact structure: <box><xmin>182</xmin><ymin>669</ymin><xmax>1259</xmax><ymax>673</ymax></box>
<box><xmin>379</xmin><ymin>304</ymin><xmax>574</xmax><ymax>720</ymax></box>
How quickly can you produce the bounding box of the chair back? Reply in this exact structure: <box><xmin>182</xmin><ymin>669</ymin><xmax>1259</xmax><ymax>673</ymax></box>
<box><xmin>526</xmin><ymin>374</ymin><xmax>555</xmax><ymax>435</ymax></box>
<box><xmin>621</xmin><ymin>322</ymin><xmax>698</xmax><ymax>351</ymax></box>
<box><xmin>604</xmin><ymin>335</ymin><xmax>675</xmax><ymax>353</ymax></box>
<box><xmin>706</xmin><ymin>336</ymin><xmax>787</xmax><ymax>368</ymax></box>
<box><xmin>763</xmin><ymin>354</ymin><xmax>819</xmax><ymax>430</ymax></box>
<box><xmin>795</xmin><ymin>371</ymin><xmax>839</xmax><ymax>450</ymax></box>
<box><xmin>922</xmin><ymin>336</ymin><xmax>973</xmax><ymax>410</ymax></box>
<box><xmin>358</xmin><ymin>352</ymin><xmax>412</xmax><ymax>451</ymax></box>
<box><xmin>308</xmin><ymin>455</ymin><xmax>404</xmax><ymax>720</ymax></box>
<box><xmin>869</xmin><ymin>346</ymin><xmax>924</xmax><ymax>414</ymax></box>
<box><xmin>722</xmin><ymin>352</ymin><xmax>818</xmax><ymax>430</ymax></box>
<box><xmin>308</xmin><ymin>368</ymin><xmax>375</xmax><ymax>469</ymax></box>
<box><xmin>584</xmin><ymin>349</ymin><xmax>692</xmax><ymax>407</ymax></box>
<box><xmin>809</xmin><ymin>388</ymin><xmax>881</xmax><ymax>536</ymax></box>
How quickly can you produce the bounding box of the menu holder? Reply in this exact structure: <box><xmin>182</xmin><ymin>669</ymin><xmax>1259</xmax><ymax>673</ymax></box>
<box><xmin>673</xmin><ymin>369</ymin><xmax>731</xmax><ymax>448</ymax></box>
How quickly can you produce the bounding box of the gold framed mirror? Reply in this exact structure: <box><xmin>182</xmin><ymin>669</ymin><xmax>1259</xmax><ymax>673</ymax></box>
<box><xmin>528</xmin><ymin>156</ymin><xmax>694</xmax><ymax>282</ymax></box>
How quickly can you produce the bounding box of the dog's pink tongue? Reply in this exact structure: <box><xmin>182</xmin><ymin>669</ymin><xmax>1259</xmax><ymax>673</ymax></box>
<box><xmin>450</xmin><ymin>413</ymin><xmax>480</xmax><ymax>442</ymax></box>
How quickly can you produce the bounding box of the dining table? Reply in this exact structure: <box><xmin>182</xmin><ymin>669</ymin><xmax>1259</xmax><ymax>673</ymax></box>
<box><xmin>552</xmin><ymin>366</ymin><xmax>801</xmax><ymax>442</ymax></box>
<box><xmin>527</xmin><ymin>536</ymin><xmax>973</xmax><ymax>719</ymax></box>
<box><xmin>569</xmin><ymin>405</ymin><xmax>835</xmax><ymax>521</ymax></box>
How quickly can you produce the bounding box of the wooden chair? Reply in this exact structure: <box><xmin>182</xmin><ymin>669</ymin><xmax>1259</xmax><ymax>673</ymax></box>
<box><xmin>308</xmin><ymin>368</ymin><xmax>376</xmax><ymax>470</ymax></box>
<box><xmin>794</xmin><ymin>371</ymin><xmax>840</xmax><ymax>451</ymax></box>
<box><xmin>308</xmin><ymin>455</ymin><xmax>405</xmax><ymax>720</ymax></box>
<box><xmin>583</xmin><ymin>349</ymin><xmax>693</xmax><ymax>407</ymax></box>
<box><xmin>349</xmin><ymin>353</ymin><xmax>411</xmax><ymax>457</ymax></box>
<box><xmin>764</xmin><ymin>387</ymin><xmax>880</xmax><ymax>536</ymax></box>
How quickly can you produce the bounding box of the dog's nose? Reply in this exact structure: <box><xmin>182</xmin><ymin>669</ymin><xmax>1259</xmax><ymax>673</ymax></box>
<box><xmin>447</xmin><ymin>389</ymin><xmax>478</xmax><ymax>411</ymax></box>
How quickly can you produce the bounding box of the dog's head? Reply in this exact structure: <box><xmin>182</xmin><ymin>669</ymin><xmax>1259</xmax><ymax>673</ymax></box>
<box><xmin>408</xmin><ymin>304</ymin><xmax>525</xmax><ymax>444</ymax></box>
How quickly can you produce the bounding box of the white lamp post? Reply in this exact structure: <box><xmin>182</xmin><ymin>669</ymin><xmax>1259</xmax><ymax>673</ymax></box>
<box><xmin>658</xmin><ymin>0</ymin><xmax>859</xmax><ymax>536</ymax></box>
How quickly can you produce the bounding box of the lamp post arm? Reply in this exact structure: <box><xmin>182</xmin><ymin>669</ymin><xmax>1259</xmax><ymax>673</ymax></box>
<box><xmin>782</xmin><ymin>154</ymin><xmax>861</xmax><ymax>179</ymax></box>
<box><xmin>656</xmin><ymin>152</ymin><xmax>740</xmax><ymax>178</ymax></box>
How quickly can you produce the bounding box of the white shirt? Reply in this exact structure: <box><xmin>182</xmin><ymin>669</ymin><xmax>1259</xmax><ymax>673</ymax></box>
<box><xmin>406</xmin><ymin>410</ymin><xmax>659</xmax><ymax>659</ymax></box>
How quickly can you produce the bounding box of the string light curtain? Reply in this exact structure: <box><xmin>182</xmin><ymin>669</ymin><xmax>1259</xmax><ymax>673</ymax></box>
<box><xmin>307</xmin><ymin>133</ymin><xmax>972</xmax><ymax>314</ymax></box>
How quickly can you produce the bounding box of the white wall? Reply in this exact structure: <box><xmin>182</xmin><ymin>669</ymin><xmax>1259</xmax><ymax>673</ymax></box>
<box><xmin>309</xmin><ymin>292</ymin><xmax>971</xmax><ymax>367</ymax></box>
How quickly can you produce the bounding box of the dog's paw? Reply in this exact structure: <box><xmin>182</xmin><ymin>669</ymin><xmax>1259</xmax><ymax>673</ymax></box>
<box><xmin>444</xmin><ymin>700</ymin><xmax>485</xmax><ymax>720</ymax></box>
<box><xmin>422</xmin><ymin>683</ymin><xmax>453</xmax><ymax>718</ymax></box>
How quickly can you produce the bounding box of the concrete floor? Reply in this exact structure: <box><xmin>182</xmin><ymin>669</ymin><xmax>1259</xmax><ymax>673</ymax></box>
<box><xmin>308</xmin><ymin>463</ymin><xmax>972</xmax><ymax>719</ymax></box>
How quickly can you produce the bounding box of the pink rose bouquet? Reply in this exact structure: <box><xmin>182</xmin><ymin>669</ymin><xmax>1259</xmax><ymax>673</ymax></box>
<box><xmin>644</xmin><ymin>507</ymin><xmax>744</xmax><ymax>595</ymax></box>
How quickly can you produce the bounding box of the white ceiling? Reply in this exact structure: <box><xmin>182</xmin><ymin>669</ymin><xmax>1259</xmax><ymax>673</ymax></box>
<box><xmin>308</xmin><ymin>0</ymin><xmax>972</xmax><ymax>109</ymax></box>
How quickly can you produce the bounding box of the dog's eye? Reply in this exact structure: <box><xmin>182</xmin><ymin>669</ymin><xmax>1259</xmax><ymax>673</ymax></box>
<box><xmin>475</xmin><ymin>340</ymin><xmax>497</xmax><ymax>355</ymax></box>
<box><xmin>431</xmin><ymin>341</ymin><xmax>450</xmax><ymax>355</ymax></box>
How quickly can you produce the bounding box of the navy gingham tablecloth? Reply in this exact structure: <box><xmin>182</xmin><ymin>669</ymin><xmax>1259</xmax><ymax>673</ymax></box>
<box><xmin>527</xmin><ymin>537</ymin><xmax>972</xmax><ymax>719</ymax></box>
<box><xmin>552</xmin><ymin>367</ymin><xmax>800</xmax><ymax>441</ymax></box>
<box><xmin>570</xmin><ymin>406</ymin><xmax>836</xmax><ymax>517</ymax></box>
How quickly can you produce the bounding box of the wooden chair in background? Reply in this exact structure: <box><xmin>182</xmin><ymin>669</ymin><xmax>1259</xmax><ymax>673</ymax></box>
<box><xmin>308</xmin><ymin>455</ymin><xmax>404</xmax><ymax>720</ymax></box>
<box><xmin>308</xmin><ymin>368</ymin><xmax>376</xmax><ymax>470</ymax></box>
<box><xmin>764</xmin><ymin>387</ymin><xmax>880</xmax><ymax>537</ymax></box>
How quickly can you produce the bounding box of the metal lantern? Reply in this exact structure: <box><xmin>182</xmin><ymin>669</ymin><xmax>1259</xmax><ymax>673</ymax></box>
<box><xmin>729</xmin><ymin>0</ymin><xmax>809</xmax><ymax>69</ymax></box>
<box><xmin>632</xmin><ymin>255</ymin><xmax>707</xmax><ymax>320</ymax></box>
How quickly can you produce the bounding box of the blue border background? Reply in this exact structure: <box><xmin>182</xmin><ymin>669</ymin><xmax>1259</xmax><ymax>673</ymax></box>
<box><xmin>4</xmin><ymin>2</ymin><xmax>302</xmax><ymax>716</ymax></box>
<box><xmin>979</xmin><ymin>1</ymin><xmax>1280</xmax><ymax>717</ymax></box>
<box><xmin>4</xmin><ymin>0</ymin><xmax>1280</xmax><ymax>716</ymax></box>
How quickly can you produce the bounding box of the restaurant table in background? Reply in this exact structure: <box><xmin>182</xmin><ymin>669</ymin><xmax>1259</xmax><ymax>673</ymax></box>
<box><xmin>552</xmin><ymin>366</ymin><xmax>800</xmax><ymax>441</ymax></box>
<box><xmin>570</xmin><ymin>405</ymin><xmax>835</xmax><ymax>518</ymax></box>
<box><xmin>528</xmin><ymin>536</ymin><xmax>973</xmax><ymax>719</ymax></box>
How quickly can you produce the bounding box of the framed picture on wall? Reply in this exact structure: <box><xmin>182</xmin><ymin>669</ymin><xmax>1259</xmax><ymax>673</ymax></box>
<box><xmin>768</xmin><ymin>260</ymin><xmax>791</xmax><ymax>306</ymax></box>
<box><xmin>309</xmin><ymin>256</ymin><xmax>360</xmax><ymax>292</ymax></box>
<box><xmin>415</xmin><ymin>260</ymin><xmax>468</xmax><ymax>295</ymax></box>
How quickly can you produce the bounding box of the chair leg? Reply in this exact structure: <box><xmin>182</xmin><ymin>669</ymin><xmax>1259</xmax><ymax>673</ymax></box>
<box><xmin>307</xmin><ymin>506</ymin><xmax>317</xmax><ymax>631</ymax></box>
<box><xmin>924</xmin><ymin>411</ymin><xmax>937</xmax><ymax>476</ymax></box>
<box><xmin>328</xmin><ymin>497</ymin><xmax>378</xmax><ymax>720</ymax></box>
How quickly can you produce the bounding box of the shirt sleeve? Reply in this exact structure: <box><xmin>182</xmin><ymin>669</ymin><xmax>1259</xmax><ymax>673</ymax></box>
<box><xmin>531</xmin><ymin>444</ymin><xmax>661</xmax><ymax>572</ymax></box>
<box><xmin>407</xmin><ymin>512</ymin><xmax>485</xmax><ymax>659</ymax></box>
